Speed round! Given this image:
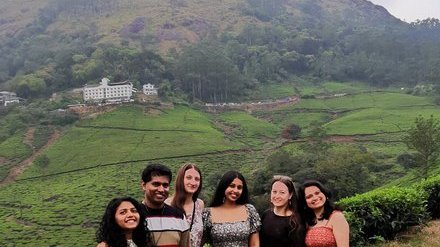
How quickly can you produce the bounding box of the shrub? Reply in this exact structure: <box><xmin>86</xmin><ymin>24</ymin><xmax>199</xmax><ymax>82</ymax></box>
<box><xmin>281</xmin><ymin>123</ymin><xmax>301</xmax><ymax>140</ymax></box>
<box><xmin>338</xmin><ymin>187</ymin><xmax>429</xmax><ymax>246</ymax></box>
<box><xmin>32</xmin><ymin>126</ymin><xmax>54</xmax><ymax>149</ymax></box>
<box><xmin>396</xmin><ymin>153</ymin><xmax>417</xmax><ymax>169</ymax></box>
<box><xmin>415</xmin><ymin>174</ymin><xmax>440</xmax><ymax>218</ymax></box>
<box><xmin>301</xmin><ymin>94</ymin><xmax>315</xmax><ymax>99</ymax></box>
<box><xmin>342</xmin><ymin>211</ymin><xmax>365</xmax><ymax>247</ymax></box>
<box><xmin>434</xmin><ymin>96</ymin><xmax>440</xmax><ymax>106</ymax></box>
<box><xmin>34</xmin><ymin>154</ymin><xmax>50</xmax><ymax>168</ymax></box>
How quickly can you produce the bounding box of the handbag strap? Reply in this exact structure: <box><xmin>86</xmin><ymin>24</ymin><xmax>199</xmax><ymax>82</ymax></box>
<box><xmin>189</xmin><ymin>200</ymin><xmax>196</xmax><ymax>230</ymax></box>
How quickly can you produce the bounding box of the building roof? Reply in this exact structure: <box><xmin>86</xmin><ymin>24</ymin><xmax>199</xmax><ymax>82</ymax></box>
<box><xmin>84</xmin><ymin>78</ymin><xmax>132</xmax><ymax>88</ymax></box>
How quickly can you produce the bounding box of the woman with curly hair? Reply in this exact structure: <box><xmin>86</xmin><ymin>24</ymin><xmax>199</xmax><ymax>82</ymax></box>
<box><xmin>96</xmin><ymin>197</ymin><xmax>151</xmax><ymax>247</ymax></box>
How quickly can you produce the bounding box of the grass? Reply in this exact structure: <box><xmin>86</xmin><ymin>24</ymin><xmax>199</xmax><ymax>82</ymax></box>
<box><xmin>218</xmin><ymin>110</ymin><xmax>281</xmax><ymax>146</ymax></box>
<box><xmin>32</xmin><ymin>126</ymin><xmax>55</xmax><ymax>150</ymax></box>
<box><xmin>373</xmin><ymin>220</ymin><xmax>440</xmax><ymax>247</ymax></box>
<box><xmin>325</xmin><ymin>106</ymin><xmax>440</xmax><ymax>135</ymax></box>
<box><xmin>296</xmin><ymin>81</ymin><xmax>374</xmax><ymax>96</ymax></box>
<box><xmin>21</xmin><ymin>105</ymin><xmax>244</xmax><ymax>178</ymax></box>
<box><xmin>254</xmin><ymin>110</ymin><xmax>328</xmax><ymax>131</ymax></box>
<box><xmin>292</xmin><ymin>92</ymin><xmax>432</xmax><ymax>110</ymax></box>
<box><xmin>0</xmin><ymin>131</ymin><xmax>32</xmax><ymax>160</ymax></box>
<box><xmin>0</xmin><ymin>131</ymin><xmax>33</xmax><ymax>181</ymax></box>
<box><xmin>250</xmin><ymin>83</ymin><xmax>297</xmax><ymax>100</ymax></box>
<box><xmin>254</xmin><ymin>92</ymin><xmax>437</xmax><ymax>137</ymax></box>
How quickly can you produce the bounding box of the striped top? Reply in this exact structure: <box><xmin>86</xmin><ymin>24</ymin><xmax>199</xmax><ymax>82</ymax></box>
<box><xmin>145</xmin><ymin>204</ymin><xmax>190</xmax><ymax>247</ymax></box>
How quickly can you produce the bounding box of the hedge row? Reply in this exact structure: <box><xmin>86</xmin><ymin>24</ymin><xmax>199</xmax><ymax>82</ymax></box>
<box><xmin>415</xmin><ymin>175</ymin><xmax>440</xmax><ymax>218</ymax></box>
<box><xmin>338</xmin><ymin>174</ymin><xmax>440</xmax><ymax>246</ymax></box>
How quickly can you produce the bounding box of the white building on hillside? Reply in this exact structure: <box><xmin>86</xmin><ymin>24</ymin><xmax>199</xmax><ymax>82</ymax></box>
<box><xmin>143</xmin><ymin>83</ymin><xmax>158</xmax><ymax>95</ymax></box>
<box><xmin>83</xmin><ymin>78</ymin><xmax>133</xmax><ymax>102</ymax></box>
<box><xmin>0</xmin><ymin>91</ymin><xmax>20</xmax><ymax>106</ymax></box>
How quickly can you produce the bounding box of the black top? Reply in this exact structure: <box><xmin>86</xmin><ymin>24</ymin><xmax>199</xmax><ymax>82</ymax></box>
<box><xmin>144</xmin><ymin>203</ymin><xmax>185</xmax><ymax>219</ymax></box>
<box><xmin>260</xmin><ymin>210</ymin><xmax>295</xmax><ymax>247</ymax></box>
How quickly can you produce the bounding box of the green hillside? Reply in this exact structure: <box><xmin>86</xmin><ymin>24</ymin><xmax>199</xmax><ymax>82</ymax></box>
<box><xmin>1</xmin><ymin>84</ymin><xmax>439</xmax><ymax>245</ymax></box>
<box><xmin>21</xmin><ymin>105</ymin><xmax>245</xmax><ymax>178</ymax></box>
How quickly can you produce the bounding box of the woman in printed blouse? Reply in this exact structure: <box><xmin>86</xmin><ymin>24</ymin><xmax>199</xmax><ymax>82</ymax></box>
<box><xmin>298</xmin><ymin>180</ymin><xmax>349</xmax><ymax>247</ymax></box>
<box><xmin>260</xmin><ymin>175</ymin><xmax>305</xmax><ymax>247</ymax></box>
<box><xmin>165</xmin><ymin>163</ymin><xmax>204</xmax><ymax>247</ymax></box>
<box><xmin>203</xmin><ymin>170</ymin><xmax>261</xmax><ymax>247</ymax></box>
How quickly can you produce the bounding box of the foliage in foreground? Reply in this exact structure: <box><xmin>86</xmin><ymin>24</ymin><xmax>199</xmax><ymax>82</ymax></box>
<box><xmin>339</xmin><ymin>174</ymin><xmax>440</xmax><ymax>246</ymax></box>
<box><xmin>403</xmin><ymin>115</ymin><xmax>440</xmax><ymax>178</ymax></box>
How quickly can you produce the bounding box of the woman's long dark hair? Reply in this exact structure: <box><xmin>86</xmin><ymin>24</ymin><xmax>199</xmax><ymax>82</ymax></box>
<box><xmin>96</xmin><ymin>197</ymin><xmax>149</xmax><ymax>247</ymax></box>
<box><xmin>171</xmin><ymin>163</ymin><xmax>202</xmax><ymax>212</ymax></box>
<box><xmin>210</xmin><ymin>171</ymin><xmax>249</xmax><ymax>207</ymax></box>
<box><xmin>270</xmin><ymin>175</ymin><xmax>305</xmax><ymax>247</ymax></box>
<box><xmin>298</xmin><ymin>180</ymin><xmax>338</xmax><ymax>227</ymax></box>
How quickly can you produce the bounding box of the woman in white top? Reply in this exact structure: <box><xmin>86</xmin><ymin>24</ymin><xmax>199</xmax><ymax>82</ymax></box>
<box><xmin>166</xmin><ymin>163</ymin><xmax>204</xmax><ymax>247</ymax></box>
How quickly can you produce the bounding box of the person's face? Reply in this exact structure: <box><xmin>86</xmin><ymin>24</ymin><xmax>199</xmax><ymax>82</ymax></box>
<box><xmin>141</xmin><ymin>175</ymin><xmax>170</xmax><ymax>207</ymax></box>
<box><xmin>304</xmin><ymin>185</ymin><xmax>326</xmax><ymax>210</ymax></box>
<box><xmin>271</xmin><ymin>181</ymin><xmax>292</xmax><ymax>208</ymax></box>
<box><xmin>183</xmin><ymin>168</ymin><xmax>201</xmax><ymax>195</ymax></box>
<box><xmin>224</xmin><ymin>178</ymin><xmax>243</xmax><ymax>203</ymax></box>
<box><xmin>115</xmin><ymin>201</ymin><xmax>140</xmax><ymax>231</ymax></box>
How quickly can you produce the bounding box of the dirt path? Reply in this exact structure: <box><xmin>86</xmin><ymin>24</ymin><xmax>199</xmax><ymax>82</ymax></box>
<box><xmin>326</xmin><ymin>135</ymin><xmax>356</xmax><ymax>143</ymax></box>
<box><xmin>204</xmin><ymin>96</ymin><xmax>299</xmax><ymax>112</ymax></box>
<box><xmin>0</xmin><ymin>156</ymin><xmax>10</xmax><ymax>166</ymax></box>
<box><xmin>0</xmin><ymin>129</ymin><xmax>60</xmax><ymax>186</ymax></box>
<box><xmin>378</xmin><ymin>220</ymin><xmax>440</xmax><ymax>247</ymax></box>
<box><xmin>23</xmin><ymin>127</ymin><xmax>36</xmax><ymax>149</ymax></box>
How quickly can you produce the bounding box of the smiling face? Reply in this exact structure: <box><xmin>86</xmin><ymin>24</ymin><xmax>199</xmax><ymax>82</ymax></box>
<box><xmin>304</xmin><ymin>185</ymin><xmax>326</xmax><ymax>210</ymax></box>
<box><xmin>183</xmin><ymin>168</ymin><xmax>201</xmax><ymax>195</ymax></box>
<box><xmin>115</xmin><ymin>201</ymin><xmax>140</xmax><ymax>231</ymax></box>
<box><xmin>224</xmin><ymin>178</ymin><xmax>243</xmax><ymax>203</ymax></box>
<box><xmin>271</xmin><ymin>181</ymin><xmax>292</xmax><ymax>209</ymax></box>
<box><xmin>141</xmin><ymin>175</ymin><xmax>170</xmax><ymax>208</ymax></box>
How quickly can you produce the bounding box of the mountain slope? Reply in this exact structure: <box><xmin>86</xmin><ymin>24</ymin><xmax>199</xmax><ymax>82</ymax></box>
<box><xmin>1</xmin><ymin>0</ymin><xmax>403</xmax><ymax>47</ymax></box>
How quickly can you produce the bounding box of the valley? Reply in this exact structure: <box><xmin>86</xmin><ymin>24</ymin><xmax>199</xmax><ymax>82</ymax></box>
<box><xmin>1</xmin><ymin>82</ymin><xmax>439</xmax><ymax>245</ymax></box>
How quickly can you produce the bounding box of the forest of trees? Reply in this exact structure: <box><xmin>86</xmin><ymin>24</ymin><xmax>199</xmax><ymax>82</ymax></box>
<box><xmin>1</xmin><ymin>0</ymin><xmax>440</xmax><ymax>102</ymax></box>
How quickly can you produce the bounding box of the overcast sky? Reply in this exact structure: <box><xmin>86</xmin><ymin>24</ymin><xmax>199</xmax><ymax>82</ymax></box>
<box><xmin>368</xmin><ymin>0</ymin><xmax>440</xmax><ymax>22</ymax></box>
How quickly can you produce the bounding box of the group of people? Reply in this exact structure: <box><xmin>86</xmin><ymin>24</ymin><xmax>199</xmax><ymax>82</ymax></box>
<box><xmin>96</xmin><ymin>163</ymin><xmax>349</xmax><ymax>247</ymax></box>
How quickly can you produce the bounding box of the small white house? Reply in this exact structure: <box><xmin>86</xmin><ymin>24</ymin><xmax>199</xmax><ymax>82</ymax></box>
<box><xmin>0</xmin><ymin>91</ymin><xmax>20</xmax><ymax>106</ymax></box>
<box><xmin>83</xmin><ymin>78</ymin><xmax>133</xmax><ymax>102</ymax></box>
<box><xmin>143</xmin><ymin>83</ymin><xmax>158</xmax><ymax>95</ymax></box>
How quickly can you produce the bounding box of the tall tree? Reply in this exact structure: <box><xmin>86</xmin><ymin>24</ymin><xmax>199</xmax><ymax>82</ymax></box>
<box><xmin>173</xmin><ymin>40</ymin><xmax>245</xmax><ymax>102</ymax></box>
<box><xmin>404</xmin><ymin>115</ymin><xmax>440</xmax><ymax>178</ymax></box>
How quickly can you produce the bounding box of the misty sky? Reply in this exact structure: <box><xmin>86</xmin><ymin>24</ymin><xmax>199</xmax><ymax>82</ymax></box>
<box><xmin>368</xmin><ymin>0</ymin><xmax>440</xmax><ymax>22</ymax></box>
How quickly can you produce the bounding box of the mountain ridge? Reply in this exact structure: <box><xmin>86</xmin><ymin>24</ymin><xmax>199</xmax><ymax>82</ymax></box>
<box><xmin>1</xmin><ymin>0</ymin><xmax>404</xmax><ymax>50</ymax></box>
